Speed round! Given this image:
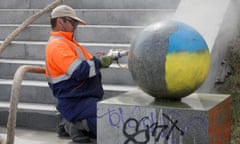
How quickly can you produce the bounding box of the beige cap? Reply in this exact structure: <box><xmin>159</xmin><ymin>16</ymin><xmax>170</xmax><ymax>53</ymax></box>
<box><xmin>51</xmin><ymin>5</ymin><xmax>86</xmax><ymax>25</ymax></box>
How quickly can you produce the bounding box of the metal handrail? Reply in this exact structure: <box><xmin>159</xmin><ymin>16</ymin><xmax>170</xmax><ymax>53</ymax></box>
<box><xmin>6</xmin><ymin>65</ymin><xmax>45</xmax><ymax>144</ymax></box>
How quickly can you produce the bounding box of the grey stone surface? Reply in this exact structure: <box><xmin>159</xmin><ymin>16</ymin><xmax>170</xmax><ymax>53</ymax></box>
<box><xmin>0</xmin><ymin>83</ymin><xmax>56</xmax><ymax>104</ymax></box>
<box><xmin>0</xmin><ymin>0</ymin><xmax>180</xmax><ymax>9</ymax></box>
<box><xmin>97</xmin><ymin>89</ymin><xmax>231</xmax><ymax>144</ymax></box>
<box><xmin>0</xmin><ymin>9</ymin><xmax>175</xmax><ymax>26</ymax></box>
<box><xmin>0</xmin><ymin>80</ymin><xmax>132</xmax><ymax>104</ymax></box>
<box><xmin>0</xmin><ymin>107</ymin><xmax>57</xmax><ymax>131</ymax></box>
<box><xmin>65</xmin><ymin>0</ymin><xmax>180</xmax><ymax>9</ymax></box>
<box><xmin>0</xmin><ymin>25</ymin><xmax>142</xmax><ymax>44</ymax></box>
<box><xmin>0</xmin><ymin>126</ymin><xmax>96</xmax><ymax>144</ymax></box>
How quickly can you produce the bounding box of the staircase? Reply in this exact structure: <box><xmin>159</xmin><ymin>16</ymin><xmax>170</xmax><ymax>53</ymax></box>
<box><xmin>0</xmin><ymin>0</ymin><xmax>180</xmax><ymax>131</ymax></box>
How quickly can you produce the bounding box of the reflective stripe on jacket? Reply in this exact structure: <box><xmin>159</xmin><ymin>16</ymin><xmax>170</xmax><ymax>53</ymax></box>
<box><xmin>45</xmin><ymin>31</ymin><xmax>103</xmax><ymax>122</ymax></box>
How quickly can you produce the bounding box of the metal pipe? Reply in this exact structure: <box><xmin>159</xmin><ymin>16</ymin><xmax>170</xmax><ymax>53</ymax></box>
<box><xmin>6</xmin><ymin>65</ymin><xmax>45</xmax><ymax>144</ymax></box>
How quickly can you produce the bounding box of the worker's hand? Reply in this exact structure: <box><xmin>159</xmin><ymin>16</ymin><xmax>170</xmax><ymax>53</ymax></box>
<box><xmin>100</xmin><ymin>55</ymin><xmax>114</xmax><ymax>68</ymax></box>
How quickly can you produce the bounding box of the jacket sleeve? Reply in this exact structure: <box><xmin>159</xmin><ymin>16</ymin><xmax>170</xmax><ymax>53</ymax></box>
<box><xmin>71</xmin><ymin>57</ymin><xmax>101</xmax><ymax>81</ymax></box>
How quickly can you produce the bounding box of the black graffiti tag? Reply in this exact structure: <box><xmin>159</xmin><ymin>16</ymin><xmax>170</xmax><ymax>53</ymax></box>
<box><xmin>123</xmin><ymin>113</ymin><xmax>184</xmax><ymax>144</ymax></box>
<box><xmin>162</xmin><ymin>113</ymin><xmax>184</xmax><ymax>140</ymax></box>
<box><xmin>123</xmin><ymin>117</ymin><xmax>150</xmax><ymax>144</ymax></box>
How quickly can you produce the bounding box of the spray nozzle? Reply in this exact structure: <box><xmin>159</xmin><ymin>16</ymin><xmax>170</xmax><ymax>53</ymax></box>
<box><xmin>107</xmin><ymin>49</ymin><xmax>128</xmax><ymax>60</ymax></box>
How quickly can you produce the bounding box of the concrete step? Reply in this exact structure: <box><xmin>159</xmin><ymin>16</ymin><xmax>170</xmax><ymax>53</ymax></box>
<box><xmin>0</xmin><ymin>101</ymin><xmax>57</xmax><ymax>131</ymax></box>
<box><xmin>0</xmin><ymin>127</ymin><xmax>73</xmax><ymax>144</ymax></box>
<box><xmin>0</xmin><ymin>79</ymin><xmax>55</xmax><ymax>104</ymax></box>
<box><xmin>0</xmin><ymin>59</ymin><xmax>134</xmax><ymax>85</ymax></box>
<box><xmin>0</xmin><ymin>126</ymin><xmax>82</xmax><ymax>144</ymax></box>
<box><xmin>0</xmin><ymin>0</ymin><xmax>180</xmax><ymax>9</ymax></box>
<box><xmin>0</xmin><ymin>79</ymin><xmax>137</xmax><ymax>104</ymax></box>
<box><xmin>0</xmin><ymin>41</ymin><xmax>130</xmax><ymax>60</ymax></box>
<box><xmin>0</xmin><ymin>25</ymin><xmax>143</xmax><ymax>44</ymax></box>
<box><xmin>0</xmin><ymin>9</ymin><xmax>175</xmax><ymax>26</ymax></box>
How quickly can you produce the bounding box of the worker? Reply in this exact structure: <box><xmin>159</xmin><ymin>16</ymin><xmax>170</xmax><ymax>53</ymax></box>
<box><xmin>45</xmin><ymin>4</ymin><xmax>113</xmax><ymax>143</ymax></box>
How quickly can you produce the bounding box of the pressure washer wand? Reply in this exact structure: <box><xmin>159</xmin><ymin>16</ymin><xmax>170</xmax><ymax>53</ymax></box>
<box><xmin>107</xmin><ymin>49</ymin><xmax>128</xmax><ymax>68</ymax></box>
<box><xmin>96</xmin><ymin>49</ymin><xmax>129</xmax><ymax>68</ymax></box>
<box><xmin>107</xmin><ymin>49</ymin><xmax>128</xmax><ymax>60</ymax></box>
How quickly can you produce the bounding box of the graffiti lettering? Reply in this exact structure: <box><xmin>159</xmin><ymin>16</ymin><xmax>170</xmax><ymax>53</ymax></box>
<box><xmin>122</xmin><ymin>113</ymin><xmax>184</xmax><ymax>144</ymax></box>
<box><xmin>97</xmin><ymin>106</ymin><xmax>143</xmax><ymax>128</ymax></box>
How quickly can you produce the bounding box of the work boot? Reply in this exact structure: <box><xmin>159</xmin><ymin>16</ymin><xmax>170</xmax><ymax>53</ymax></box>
<box><xmin>66</xmin><ymin>123</ymin><xmax>91</xmax><ymax>143</ymax></box>
<box><xmin>56</xmin><ymin>113</ymin><xmax>69</xmax><ymax>137</ymax></box>
<box><xmin>57</xmin><ymin>123</ymin><xmax>70</xmax><ymax>137</ymax></box>
<box><xmin>71</xmin><ymin>131</ymin><xmax>91</xmax><ymax>143</ymax></box>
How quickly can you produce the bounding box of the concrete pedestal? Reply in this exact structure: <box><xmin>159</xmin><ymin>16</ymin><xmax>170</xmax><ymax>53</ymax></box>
<box><xmin>97</xmin><ymin>89</ymin><xmax>231</xmax><ymax>144</ymax></box>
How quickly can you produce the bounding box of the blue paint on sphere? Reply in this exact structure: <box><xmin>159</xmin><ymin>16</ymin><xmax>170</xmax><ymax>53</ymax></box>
<box><xmin>168</xmin><ymin>21</ymin><xmax>208</xmax><ymax>53</ymax></box>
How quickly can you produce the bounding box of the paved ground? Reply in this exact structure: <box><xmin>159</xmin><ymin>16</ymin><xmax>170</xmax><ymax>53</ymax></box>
<box><xmin>0</xmin><ymin>127</ymin><xmax>95</xmax><ymax>144</ymax></box>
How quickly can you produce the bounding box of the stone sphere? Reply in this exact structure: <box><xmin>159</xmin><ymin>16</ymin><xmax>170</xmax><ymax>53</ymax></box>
<box><xmin>128</xmin><ymin>20</ymin><xmax>210</xmax><ymax>100</ymax></box>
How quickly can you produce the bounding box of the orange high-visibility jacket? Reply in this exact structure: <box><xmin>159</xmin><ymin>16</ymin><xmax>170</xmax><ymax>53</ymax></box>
<box><xmin>45</xmin><ymin>31</ymin><xmax>103</xmax><ymax>122</ymax></box>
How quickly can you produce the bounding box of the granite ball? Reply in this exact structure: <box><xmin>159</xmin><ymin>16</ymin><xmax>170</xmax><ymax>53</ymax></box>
<box><xmin>128</xmin><ymin>20</ymin><xmax>210</xmax><ymax>100</ymax></box>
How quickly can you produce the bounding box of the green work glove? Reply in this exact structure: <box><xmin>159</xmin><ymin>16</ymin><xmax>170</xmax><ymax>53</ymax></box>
<box><xmin>100</xmin><ymin>55</ymin><xmax>114</xmax><ymax>68</ymax></box>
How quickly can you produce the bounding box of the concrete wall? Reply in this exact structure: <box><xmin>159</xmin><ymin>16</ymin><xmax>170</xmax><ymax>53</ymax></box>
<box><xmin>173</xmin><ymin>0</ymin><xmax>240</xmax><ymax>93</ymax></box>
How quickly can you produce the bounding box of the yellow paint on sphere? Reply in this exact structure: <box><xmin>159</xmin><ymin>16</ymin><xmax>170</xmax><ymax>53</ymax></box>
<box><xmin>165</xmin><ymin>50</ymin><xmax>210</xmax><ymax>95</ymax></box>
